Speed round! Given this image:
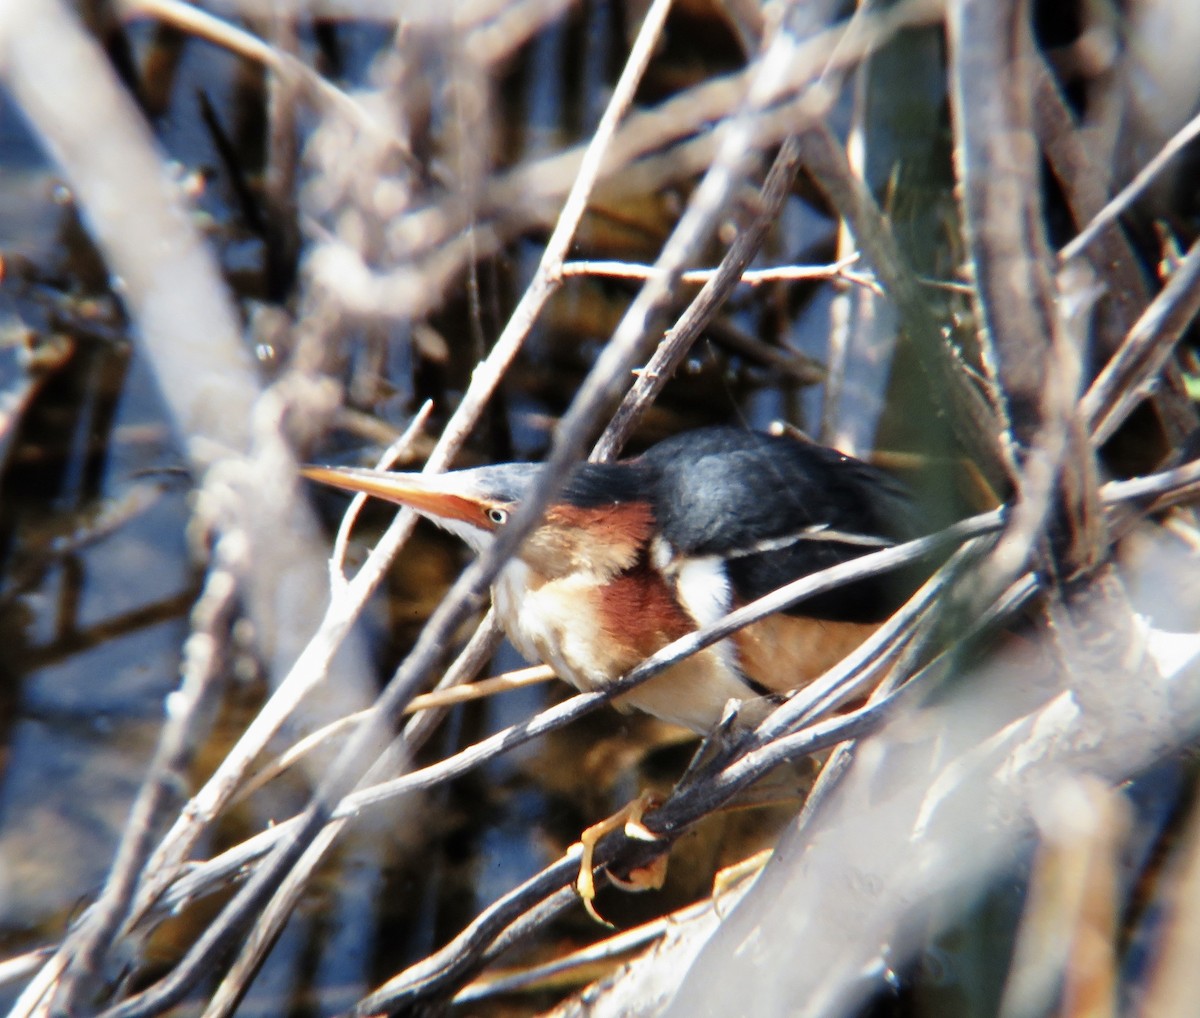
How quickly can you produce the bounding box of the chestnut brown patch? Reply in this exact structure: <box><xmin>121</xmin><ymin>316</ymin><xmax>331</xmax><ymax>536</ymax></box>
<box><xmin>595</xmin><ymin>560</ymin><xmax>694</xmax><ymax>660</ymax></box>
<box><xmin>524</xmin><ymin>501</ymin><xmax>656</xmax><ymax>578</ymax></box>
<box><xmin>732</xmin><ymin>614</ymin><xmax>879</xmax><ymax>695</ymax></box>
<box><xmin>546</xmin><ymin>500</ymin><xmax>654</xmax><ymax>545</ymax></box>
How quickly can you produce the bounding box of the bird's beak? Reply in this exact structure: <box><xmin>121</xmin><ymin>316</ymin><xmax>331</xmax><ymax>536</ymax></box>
<box><xmin>300</xmin><ymin>465</ymin><xmax>489</xmax><ymax>529</ymax></box>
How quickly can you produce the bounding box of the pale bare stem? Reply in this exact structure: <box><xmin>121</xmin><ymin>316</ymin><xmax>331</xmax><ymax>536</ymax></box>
<box><xmin>234</xmin><ymin>665</ymin><xmax>555</xmax><ymax>803</ymax></box>
<box><xmin>327</xmin><ymin>401</ymin><xmax>433</xmax><ymax>589</ymax></box>
<box><xmin>405</xmin><ymin>664</ymin><xmax>557</xmax><ymax>711</ymax></box>
<box><xmin>1101</xmin><ymin>460</ymin><xmax>1200</xmax><ymax>511</ymax></box>
<box><xmin>593</xmin><ymin>134</ymin><xmax>810</xmax><ymax>458</ymax></box>
<box><xmin>0</xmin><ymin>951</ymin><xmax>53</xmax><ymax>995</ymax></box>
<box><xmin>916</xmin><ymin>275</ymin><xmax>976</xmax><ymax>295</ymax></box>
<box><xmin>1082</xmin><ymin>236</ymin><xmax>1200</xmax><ymax>446</ymax></box>
<box><xmin>1060</xmin><ymin>105</ymin><xmax>1200</xmax><ymax>262</ymax></box>
<box><xmin>118</xmin><ymin>0</ymin><xmax>410</xmax><ymax>156</ymax></box>
<box><xmin>744</xmin><ymin>260</ymin><xmax>880</xmax><ymax>292</ymax></box>
<box><xmin>109</xmin><ymin>422</ymin><xmax>435</xmax><ymax>962</ymax></box>
<box><xmin>50</xmin><ymin>543</ymin><xmax>241</xmax><ymax>1014</ymax></box>
<box><xmin>117</xmin><ymin>0</ymin><xmax>281</xmax><ymax>67</ymax></box>
<box><xmin>235</xmin><ymin>712</ymin><xmax>368</xmax><ymax>806</ymax></box>
<box><xmin>452</xmin><ymin>901</ymin><xmax>708</xmax><ymax>1004</ymax></box>
<box><xmin>559</xmin><ymin>254</ymin><xmax>874</xmax><ymax>289</ymax></box>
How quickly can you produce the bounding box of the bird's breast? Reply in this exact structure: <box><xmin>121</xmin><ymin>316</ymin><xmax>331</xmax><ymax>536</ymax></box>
<box><xmin>493</xmin><ymin>559</ymin><xmax>688</xmax><ymax>685</ymax></box>
<box><xmin>492</xmin><ymin>557</ymin><xmax>884</xmax><ymax>731</ymax></box>
<box><xmin>491</xmin><ymin>558</ymin><xmax>760</xmax><ymax>732</ymax></box>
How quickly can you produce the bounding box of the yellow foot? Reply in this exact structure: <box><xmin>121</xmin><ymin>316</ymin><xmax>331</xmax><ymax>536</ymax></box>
<box><xmin>712</xmin><ymin>847</ymin><xmax>773</xmax><ymax>898</ymax></box>
<box><xmin>573</xmin><ymin>791</ymin><xmax>665</xmax><ymax>926</ymax></box>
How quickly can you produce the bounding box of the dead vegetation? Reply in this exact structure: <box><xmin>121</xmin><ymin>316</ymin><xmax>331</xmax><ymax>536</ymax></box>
<box><xmin>1</xmin><ymin>0</ymin><xmax>1200</xmax><ymax>1015</ymax></box>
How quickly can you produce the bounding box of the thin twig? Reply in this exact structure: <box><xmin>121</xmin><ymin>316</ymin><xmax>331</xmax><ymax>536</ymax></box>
<box><xmin>328</xmin><ymin>402</ymin><xmax>434</xmax><ymax>587</ymax></box>
<box><xmin>593</xmin><ymin>134</ymin><xmax>810</xmax><ymax>459</ymax></box>
<box><xmin>1082</xmin><ymin>235</ymin><xmax>1200</xmax><ymax>446</ymax></box>
<box><xmin>703</xmin><ymin>316</ymin><xmax>827</xmax><ymax>384</ymax></box>
<box><xmin>233</xmin><ymin>665</ymin><xmax>555</xmax><ymax>803</ymax></box>
<box><xmin>559</xmin><ymin>254</ymin><xmax>878</xmax><ymax>291</ymax></box>
<box><xmin>450</xmin><ymin>896</ymin><xmax>719</xmax><ymax>1004</ymax></box>
<box><xmin>1060</xmin><ymin>105</ymin><xmax>1200</xmax><ymax>262</ymax></box>
<box><xmin>48</xmin><ymin>535</ymin><xmax>241</xmax><ymax>1013</ymax></box>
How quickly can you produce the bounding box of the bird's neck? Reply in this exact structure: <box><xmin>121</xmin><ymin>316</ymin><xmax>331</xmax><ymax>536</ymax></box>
<box><xmin>518</xmin><ymin>501</ymin><xmax>656</xmax><ymax>581</ymax></box>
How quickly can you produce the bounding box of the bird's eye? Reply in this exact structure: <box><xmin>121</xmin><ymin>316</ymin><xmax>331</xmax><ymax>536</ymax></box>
<box><xmin>486</xmin><ymin>507</ymin><xmax>508</xmax><ymax>526</ymax></box>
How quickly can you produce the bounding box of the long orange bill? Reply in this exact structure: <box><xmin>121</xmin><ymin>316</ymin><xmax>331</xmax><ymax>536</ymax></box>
<box><xmin>300</xmin><ymin>466</ymin><xmax>486</xmax><ymax>528</ymax></box>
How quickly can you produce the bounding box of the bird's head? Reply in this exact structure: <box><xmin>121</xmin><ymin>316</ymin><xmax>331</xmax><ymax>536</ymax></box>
<box><xmin>301</xmin><ymin>460</ymin><xmax>654</xmax><ymax>579</ymax></box>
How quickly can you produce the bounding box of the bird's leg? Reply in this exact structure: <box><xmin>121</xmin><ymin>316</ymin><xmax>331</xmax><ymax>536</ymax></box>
<box><xmin>671</xmin><ymin>700</ymin><xmax>755</xmax><ymax>797</ymax></box>
<box><xmin>573</xmin><ymin>790</ymin><xmax>665</xmax><ymax>926</ymax></box>
<box><xmin>571</xmin><ymin>705</ymin><xmax>759</xmax><ymax>926</ymax></box>
<box><xmin>712</xmin><ymin>847</ymin><xmax>773</xmax><ymax>901</ymax></box>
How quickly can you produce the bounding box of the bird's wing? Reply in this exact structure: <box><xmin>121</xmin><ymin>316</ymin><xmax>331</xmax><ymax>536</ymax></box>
<box><xmin>642</xmin><ymin>428</ymin><xmax>919</xmax><ymax>623</ymax></box>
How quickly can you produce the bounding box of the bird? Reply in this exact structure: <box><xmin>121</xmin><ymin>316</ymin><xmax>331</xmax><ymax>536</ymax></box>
<box><xmin>302</xmin><ymin>426</ymin><xmax>921</xmax><ymax>734</ymax></box>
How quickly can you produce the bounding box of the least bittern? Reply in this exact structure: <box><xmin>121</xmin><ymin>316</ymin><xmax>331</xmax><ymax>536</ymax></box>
<box><xmin>304</xmin><ymin>426</ymin><xmax>919</xmax><ymax>919</ymax></box>
<box><xmin>302</xmin><ymin>426</ymin><xmax>918</xmax><ymax>732</ymax></box>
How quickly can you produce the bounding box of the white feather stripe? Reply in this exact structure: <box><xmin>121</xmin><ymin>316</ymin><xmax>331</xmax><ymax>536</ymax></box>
<box><xmin>723</xmin><ymin>525</ymin><xmax>894</xmax><ymax>558</ymax></box>
<box><xmin>674</xmin><ymin>555</ymin><xmax>730</xmax><ymax>626</ymax></box>
<box><xmin>673</xmin><ymin>555</ymin><xmax>741</xmax><ymax>684</ymax></box>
